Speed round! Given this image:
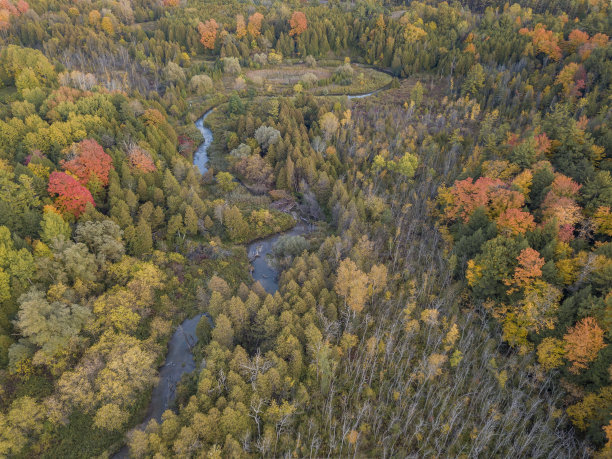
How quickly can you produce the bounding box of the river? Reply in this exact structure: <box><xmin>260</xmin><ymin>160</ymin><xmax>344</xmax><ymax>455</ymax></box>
<box><xmin>115</xmin><ymin>86</ymin><xmax>378</xmax><ymax>456</ymax></box>
<box><xmin>193</xmin><ymin>108</ymin><xmax>214</xmax><ymax>174</ymax></box>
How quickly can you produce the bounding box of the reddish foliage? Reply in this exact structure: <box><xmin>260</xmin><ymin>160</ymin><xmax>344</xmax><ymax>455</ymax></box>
<box><xmin>247</xmin><ymin>12</ymin><xmax>263</xmax><ymax>37</ymax></box>
<box><xmin>15</xmin><ymin>0</ymin><xmax>26</xmax><ymax>13</ymax></box>
<box><xmin>178</xmin><ymin>135</ymin><xmax>195</xmax><ymax>156</ymax></box>
<box><xmin>0</xmin><ymin>0</ymin><xmax>26</xmax><ymax>29</ymax></box>
<box><xmin>551</xmin><ymin>173</ymin><xmax>581</xmax><ymax>197</ymax></box>
<box><xmin>506</xmin><ymin>132</ymin><xmax>521</xmax><ymax>147</ymax></box>
<box><xmin>520</xmin><ymin>24</ymin><xmax>562</xmax><ymax>61</ymax></box>
<box><xmin>535</xmin><ymin>133</ymin><xmax>551</xmax><ymax>155</ymax></box>
<box><xmin>143</xmin><ymin>108</ymin><xmax>165</xmax><ymax>126</ymax></box>
<box><xmin>444</xmin><ymin>177</ymin><xmax>527</xmax><ymax>222</ymax></box>
<box><xmin>564</xmin><ymin>317</ymin><xmax>605</xmax><ymax>374</ymax></box>
<box><xmin>558</xmin><ymin>224</ymin><xmax>575</xmax><ymax>242</ymax></box>
<box><xmin>542</xmin><ymin>194</ymin><xmax>582</xmax><ymax>227</ymax></box>
<box><xmin>198</xmin><ymin>19</ymin><xmax>218</xmax><ymax>50</ymax></box>
<box><xmin>48</xmin><ymin>171</ymin><xmax>95</xmax><ymax>217</ymax></box>
<box><xmin>488</xmin><ymin>187</ymin><xmax>526</xmax><ymax>218</ymax></box>
<box><xmin>506</xmin><ymin>247</ymin><xmax>545</xmax><ymax>292</ymax></box>
<box><xmin>289</xmin><ymin>11</ymin><xmax>307</xmax><ymax>37</ymax></box>
<box><xmin>128</xmin><ymin>146</ymin><xmax>156</xmax><ymax>173</ymax></box>
<box><xmin>0</xmin><ymin>0</ymin><xmax>17</xmax><ymax>14</ymax></box>
<box><xmin>497</xmin><ymin>208</ymin><xmax>536</xmax><ymax>236</ymax></box>
<box><xmin>45</xmin><ymin>87</ymin><xmax>92</xmax><ymax>112</ymax></box>
<box><xmin>61</xmin><ymin>139</ymin><xmax>113</xmax><ymax>186</ymax></box>
<box><xmin>444</xmin><ymin>177</ymin><xmax>502</xmax><ymax>221</ymax></box>
<box><xmin>567</xmin><ymin>29</ymin><xmax>590</xmax><ymax>52</ymax></box>
<box><xmin>555</xmin><ymin>63</ymin><xmax>587</xmax><ymax>98</ymax></box>
<box><xmin>578</xmin><ymin>32</ymin><xmax>609</xmax><ymax>60</ymax></box>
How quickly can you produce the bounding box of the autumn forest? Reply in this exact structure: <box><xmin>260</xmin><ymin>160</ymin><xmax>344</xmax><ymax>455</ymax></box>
<box><xmin>0</xmin><ymin>0</ymin><xmax>611</xmax><ymax>457</ymax></box>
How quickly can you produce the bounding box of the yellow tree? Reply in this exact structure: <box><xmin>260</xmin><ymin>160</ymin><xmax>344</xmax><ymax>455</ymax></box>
<box><xmin>235</xmin><ymin>14</ymin><xmax>246</xmax><ymax>39</ymax></box>
<box><xmin>564</xmin><ymin>317</ymin><xmax>605</xmax><ymax>373</ymax></box>
<box><xmin>335</xmin><ymin>258</ymin><xmax>369</xmax><ymax>314</ymax></box>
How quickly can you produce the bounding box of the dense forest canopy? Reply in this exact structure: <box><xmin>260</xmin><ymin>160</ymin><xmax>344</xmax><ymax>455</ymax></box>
<box><xmin>0</xmin><ymin>0</ymin><xmax>611</xmax><ymax>457</ymax></box>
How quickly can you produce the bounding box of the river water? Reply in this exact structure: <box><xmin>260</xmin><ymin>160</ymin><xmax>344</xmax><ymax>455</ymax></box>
<box><xmin>193</xmin><ymin>109</ymin><xmax>214</xmax><ymax>174</ymax></box>
<box><xmin>116</xmin><ymin>88</ymin><xmax>376</xmax><ymax>456</ymax></box>
<box><xmin>248</xmin><ymin>223</ymin><xmax>311</xmax><ymax>293</ymax></box>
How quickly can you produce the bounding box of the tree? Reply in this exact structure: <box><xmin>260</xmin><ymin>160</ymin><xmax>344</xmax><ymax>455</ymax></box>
<box><xmin>222</xmin><ymin>57</ymin><xmax>241</xmax><ymax>75</ymax></box>
<box><xmin>48</xmin><ymin>171</ymin><xmax>95</xmax><ymax>218</ymax></box>
<box><xmin>0</xmin><ymin>397</ymin><xmax>44</xmax><ymax>456</ymax></box>
<box><xmin>94</xmin><ymin>403</ymin><xmax>128</xmax><ymax>431</ymax></box>
<box><xmin>335</xmin><ymin>258</ymin><xmax>369</xmax><ymax>314</ymax></box>
<box><xmin>247</xmin><ymin>12</ymin><xmax>263</xmax><ymax>38</ymax></box>
<box><xmin>289</xmin><ymin>12</ymin><xmax>307</xmax><ymax>37</ymax></box>
<box><xmin>62</xmin><ymin>139</ymin><xmax>113</xmax><ymax>186</ymax></box>
<box><xmin>234</xmin><ymin>155</ymin><xmax>273</xmax><ymax>190</ymax></box>
<box><xmin>101</xmin><ymin>16</ymin><xmax>114</xmax><ymax>35</ymax></box>
<box><xmin>254</xmin><ymin>126</ymin><xmax>281</xmax><ymax>151</ymax></box>
<box><xmin>505</xmin><ymin>248</ymin><xmax>545</xmax><ymax>293</ymax></box>
<box><xmin>217</xmin><ymin>171</ymin><xmax>237</xmax><ymax>192</ymax></box>
<box><xmin>466</xmin><ymin>236</ymin><xmax>526</xmax><ymax>298</ymax></box>
<box><xmin>319</xmin><ymin>112</ymin><xmax>339</xmax><ymax>140</ymax></box>
<box><xmin>563</xmin><ymin>317</ymin><xmax>605</xmax><ymax>374</ymax></box>
<box><xmin>555</xmin><ymin>63</ymin><xmax>586</xmax><ymax>98</ymax></box>
<box><xmin>198</xmin><ymin>19</ymin><xmax>218</xmax><ymax>50</ymax></box>
<box><xmin>392</xmin><ymin>152</ymin><xmax>418</xmax><ymax>178</ymax></box>
<box><xmin>537</xmin><ymin>337</ymin><xmax>565</xmax><ymax>371</ymax></box>
<box><xmin>40</xmin><ymin>207</ymin><xmax>71</xmax><ymax>244</ymax></box>
<box><xmin>439</xmin><ymin>176</ymin><xmax>504</xmax><ymax>222</ymax></box>
<box><xmin>184</xmin><ymin>206</ymin><xmax>198</xmax><ymax>235</ymax></box>
<box><xmin>128</xmin><ymin>145</ymin><xmax>156</xmax><ymax>173</ymax></box>
<box><xmin>12</xmin><ymin>289</ymin><xmax>90</xmax><ymax>366</ymax></box>
<box><xmin>196</xmin><ymin>316</ymin><xmax>212</xmax><ymax>345</ymax></box>
<box><xmin>163</xmin><ymin>62</ymin><xmax>186</xmax><ymax>84</ymax></box>
<box><xmin>223</xmin><ymin>206</ymin><xmax>247</xmax><ymax>242</ymax></box>
<box><xmin>462</xmin><ymin>64</ymin><xmax>485</xmax><ymax>96</ymax></box>
<box><xmin>235</xmin><ymin>14</ymin><xmax>246</xmax><ymax>39</ymax></box>
<box><xmin>403</xmin><ymin>23</ymin><xmax>427</xmax><ymax>43</ymax></box>
<box><xmin>212</xmin><ymin>314</ymin><xmax>234</xmax><ymax>348</ymax></box>
<box><xmin>130</xmin><ymin>219</ymin><xmax>152</xmax><ymax>255</ymax></box>
<box><xmin>74</xmin><ymin>220</ymin><xmax>124</xmax><ymax>263</ymax></box>
<box><xmin>519</xmin><ymin>24</ymin><xmax>561</xmax><ymax>61</ymax></box>
<box><xmin>189</xmin><ymin>74</ymin><xmax>213</xmax><ymax>93</ymax></box>
<box><xmin>496</xmin><ymin>208</ymin><xmax>535</xmax><ymax>236</ymax></box>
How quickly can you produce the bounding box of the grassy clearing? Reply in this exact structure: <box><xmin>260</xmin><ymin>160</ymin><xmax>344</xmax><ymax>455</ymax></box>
<box><xmin>243</xmin><ymin>63</ymin><xmax>392</xmax><ymax>96</ymax></box>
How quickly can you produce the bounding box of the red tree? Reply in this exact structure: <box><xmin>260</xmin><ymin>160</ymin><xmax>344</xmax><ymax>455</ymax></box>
<box><xmin>505</xmin><ymin>247</ymin><xmax>545</xmax><ymax>294</ymax></box>
<box><xmin>61</xmin><ymin>139</ymin><xmax>113</xmax><ymax>186</ymax></box>
<box><xmin>128</xmin><ymin>145</ymin><xmax>156</xmax><ymax>173</ymax></box>
<box><xmin>247</xmin><ymin>12</ymin><xmax>263</xmax><ymax>37</ymax></box>
<box><xmin>289</xmin><ymin>11</ymin><xmax>307</xmax><ymax>37</ymax></box>
<box><xmin>567</xmin><ymin>29</ymin><xmax>590</xmax><ymax>52</ymax></box>
<box><xmin>551</xmin><ymin>173</ymin><xmax>581</xmax><ymax>197</ymax></box>
<box><xmin>442</xmin><ymin>176</ymin><xmax>521</xmax><ymax>222</ymax></box>
<box><xmin>520</xmin><ymin>24</ymin><xmax>562</xmax><ymax>61</ymax></box>
<box><xmin>48</xmin><ymin>171</ymin><xmax>95</xmax><ymax>217</ymax></box>
<box><xmin>198</xmin><ymin>19</ymin><xmax>218</xmax><ymax>50</ymax></box>
<box><xmin>496</xmin><ymin>208</ymin><xmax>536</xmax><ymax>235</ymax></box>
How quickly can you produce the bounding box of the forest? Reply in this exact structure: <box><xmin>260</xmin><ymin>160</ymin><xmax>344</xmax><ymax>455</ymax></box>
<box><xmin>0</xmin><ymin>0</ymin><xmax>610</xmax><ymax>457</ymax></box>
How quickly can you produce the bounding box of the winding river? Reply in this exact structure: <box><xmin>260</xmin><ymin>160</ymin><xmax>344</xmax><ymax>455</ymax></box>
<box><xmin>116</xmin><ymin>87</ymin><xmax>379</xmax><ymax>456</ymax></box>
<box><xmin>193</xmin><ymin>108</ymin><xmax>214</xmax><ymax>174</ymax></box>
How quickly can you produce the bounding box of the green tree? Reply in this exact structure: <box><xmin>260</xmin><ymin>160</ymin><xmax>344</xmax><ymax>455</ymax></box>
<box><xmin>184</xmin><ymin>205</ymin><xmax>198</xmax><ymax>235</ymax></box>
<box><xmin>462</xmin><ymin>63</ymin><xmax>485</xmax><ymax>97</ymax></box>
<box><xmin>40</xmin><ymin>209</ymin><xmax>71</xmax><ymax>244</ymax></box>
<box><xmin>217</xmin><ymin>172</ymin><xmax>237</xmax><ymax>192</ymax></box>
<box><xmin>11</xmin><ymin>289</ymin><xmax>90</xmax><ymax>367</ymax></box>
